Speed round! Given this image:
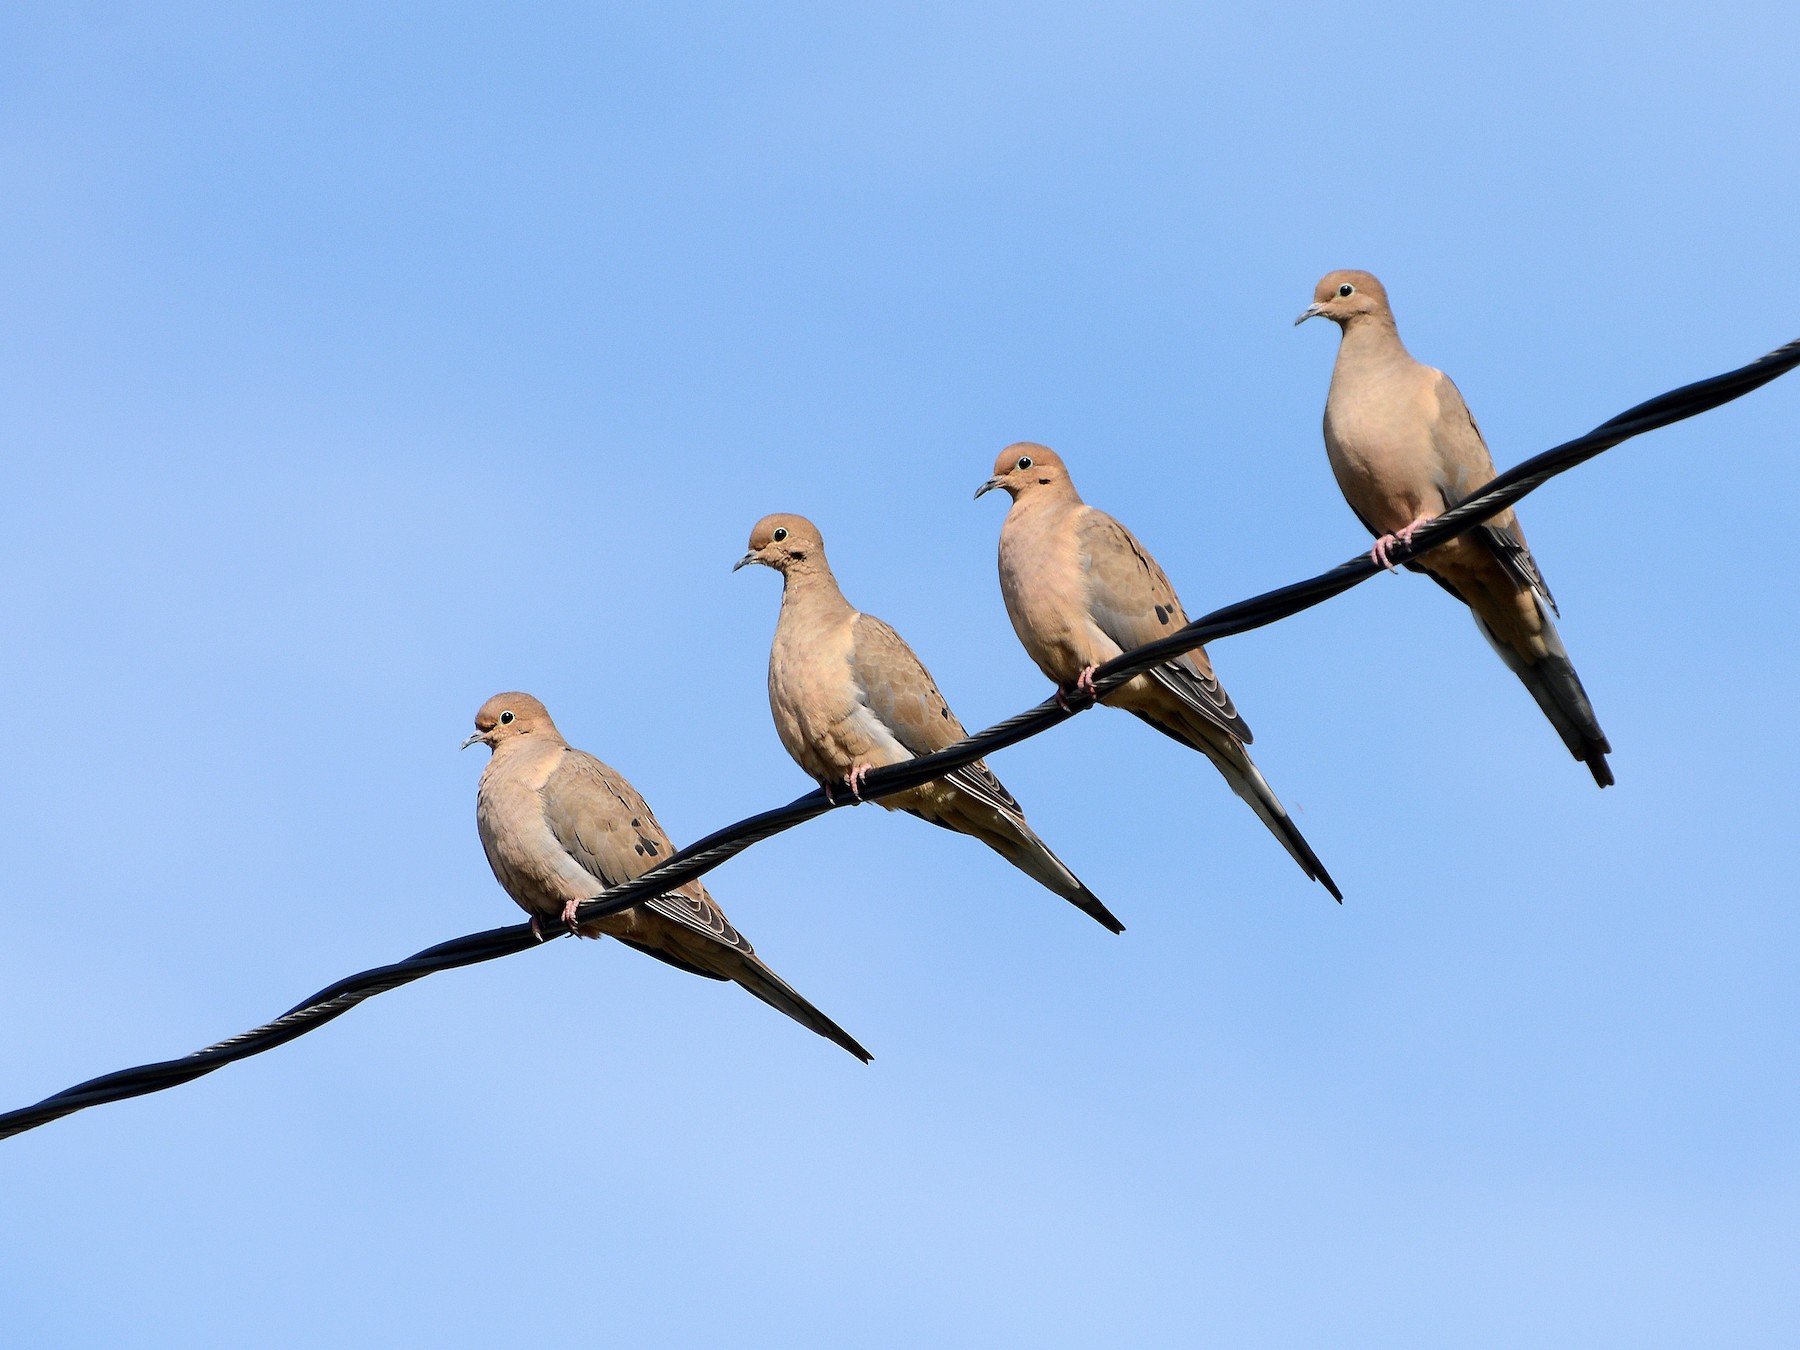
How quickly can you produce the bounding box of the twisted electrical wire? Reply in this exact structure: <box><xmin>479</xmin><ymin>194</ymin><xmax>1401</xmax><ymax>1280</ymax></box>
<box><xmin>3</xmin><ymin>334</ymin><xmax>1796</xmax><ymax>1142</ymax></box>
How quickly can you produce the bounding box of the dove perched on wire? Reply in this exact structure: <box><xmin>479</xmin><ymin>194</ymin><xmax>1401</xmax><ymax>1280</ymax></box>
<box><xmin>463</xmin><ymin>692</ymin><xmax>870</xmax><ymax>1060</ymax></box>
<box><xmin>1296</xmin><ymin>269</ymin><xmax>1614</xmax><ymax>786</ymax></box>
<box><xmin>977</xmin><ymin>443</ymin><xmax>1340</xmax><ymax>901</ymax></box>
<box><xmin>735</xmin><ymin>513</ymin><xmax>1125</xmax><ymax>934</ymax></box>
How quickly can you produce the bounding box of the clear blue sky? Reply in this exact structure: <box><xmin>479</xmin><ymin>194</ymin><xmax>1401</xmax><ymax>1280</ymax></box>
<box><xmin>2</xmin><ymin>3</ymin><xmax>1796</xmax><ymax>1345</ymax></box>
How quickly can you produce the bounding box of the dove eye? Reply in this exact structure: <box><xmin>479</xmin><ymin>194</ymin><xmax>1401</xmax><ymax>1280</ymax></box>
<box><xmin>1338</xmin><ymin>283</ymin><xmax>1355</xmax><ymax>297</ymax></box>
<box><xmin>772</xmin><ymin>527</ymin><xmax>789</xmax><ymax>542</ymax></box>
<box><xmin>499</xmin><ymin>710</ymin><xmax>514</xmax><ymax>725</ymax></box>
<box><xmin>1016</xmin><ymin>455</ymin><xmax>1033</xmax><ymax>470</ymax></box>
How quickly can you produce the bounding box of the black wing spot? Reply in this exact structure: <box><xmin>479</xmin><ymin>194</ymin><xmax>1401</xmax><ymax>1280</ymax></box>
<box><xmin>630</xmin><ymin>818</ymin><xmax>641</xmax><ymax>828</ymax></box>
<box><xmin>633</xmin><ymin>843</ymin><xmax>647</xmax><ymax>856</ymax></box>
<box><xmin>1155</xmin><ymin>604</ymin><xmax>1170</xmax><ymax>624</ymax></box>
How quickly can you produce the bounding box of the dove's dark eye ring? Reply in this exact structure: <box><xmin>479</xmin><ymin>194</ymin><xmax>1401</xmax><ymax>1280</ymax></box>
<box><xmin>772</xmin><ymin>527</ymin><xmax>789</xmax><ymax>543</ymax></box>
<box><xmin>1338</xmin><ymin>283</ymin><xmax>1355</xmax><ymax>297</ymax></box>
<box><xmin>1016</xmin><ymin>455</ymin><xmax>1033</xmax><ymax>470</ymax></box>
<box><xmin>499</xmin><ymin>710</ymin><xmax>514</xmax><ymax>725</ymax></box>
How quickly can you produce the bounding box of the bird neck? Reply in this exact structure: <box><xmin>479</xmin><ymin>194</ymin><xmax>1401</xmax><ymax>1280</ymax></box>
<box><xmin>1336</xmin><ymin>312</ymin><xmax>1409</xmax><ymax>362</ymax></box>
<box><xmin>778</xmin><ymin>557</ymin><xmax>852</xmax><ymax>614</ymax></box>
<box><xmin>491</xmin><ymin>731</ymin><xmax>568</xmax><ymax>763</ymax></box>
<box><xmin>1015</xmin><ymin>479</ymin><xmax>1083</xmax><ymax>513</ymax></box>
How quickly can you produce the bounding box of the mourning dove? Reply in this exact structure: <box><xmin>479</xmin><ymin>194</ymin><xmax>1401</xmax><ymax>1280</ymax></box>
<box><xmin>463</xmin><ymin>692</ymin><xmax>870</xmax><ymax>1061</ymax></box>
<box><xmin>977</xmin><ymin>444</ymin><xmax>1341</xmax><ymax>901</ymax></box>
<box><xmin>1296</xmin><ymin>270</ymin><xmax>1614</xmax><ymax>787</ymax></box>
<box><xmin>735</xmin><ymin>514</ymin><xmax>1125</xmax><ymax>934</ymax></box>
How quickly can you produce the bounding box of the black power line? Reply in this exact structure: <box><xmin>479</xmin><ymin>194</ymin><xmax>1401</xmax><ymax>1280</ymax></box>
<box><xmin>3</xmin><ymin>335</ymin><xmax>1796</xmax><ymax>1143</ymax></box>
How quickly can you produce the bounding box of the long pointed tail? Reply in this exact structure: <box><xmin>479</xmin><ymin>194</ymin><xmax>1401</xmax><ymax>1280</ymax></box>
<box><xmin>902</xmin><ymin>784</ymin><xmax>1125</xmax><ymax>933</ymax></box>
<box><xmin>1128</xmin><ymin>709</ymin><xmax>1342</xmax><ymax>901</ymax></box>
<box><xmin>1471</xmin><ymin>600</ymin><xmax>1614</xmax><ymax>788</ymax></box>
<box><xmin>731</xmin><ymin>959</ymin><xmax>873</xmax><ymax>1062</ymax></box>
<box><xmin>980</xmin><ymin>817</ymin><xmax>1127</xmax><ymax>934</ymax></box>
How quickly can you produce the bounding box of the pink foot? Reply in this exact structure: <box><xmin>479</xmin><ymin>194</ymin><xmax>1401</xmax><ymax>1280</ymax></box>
<box><xmin>844</xmin><ymin>762</ymin><xmax>873</xmax><ymax>801</ymax></box>
<box><xmin>1396</xmin><ymin>515</ymin><xmax>1435</xmax><ymax>546</ymax></box>
<box><xmin>1056</xmin><ymin>666</ymin><xmax>1100</xmax><ymax>711</ymax></box>
<box><xmin>1370</xmin><ymin>515</ymin><xmax>1437</xmax><ymax>571</ymax></box>
<box><xmin>560</xmin><ymin>897</ymin><xmax>584</xmax><ymax>935</ymax></box>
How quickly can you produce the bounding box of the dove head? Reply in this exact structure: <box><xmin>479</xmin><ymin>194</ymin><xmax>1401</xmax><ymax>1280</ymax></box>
<box><xmin>975</xmin><ymin>442</ymin><xmax>1077</xmax><ymax>503</ymax></box>
<box><xmin>462</xmin><ymin>692</ymin><xmax>560</xmax><ymax>752</ymax></box>
<box><xmin>735</xmin><ymin>513</ymin><xmax>828</xmax><ymax>575</ymax></box>
<box><xmin>1295</xmin><ymin>270</ymin><xmax>1392</xmax><ymax>328</ymax></box>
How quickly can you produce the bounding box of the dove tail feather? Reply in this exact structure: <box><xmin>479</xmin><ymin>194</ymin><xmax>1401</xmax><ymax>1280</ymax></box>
<box><xmin>612</xmin><ymin>935</ymin><xmax>730</xmax><ymax>980</ymax></box>
<box><xmin>1471</xmin><ymin>604</ymin><xmax>1614</xmax><ymax>788</ymax></box>
<box><xmin>730</xmin><ymin>958</ymin><xmax>874</xmax><ymax>1062</ymax></box>
<box><xmin>962</xmin><ymin>812</ymin><xmax>1126</xmax><ymax>934</ymax></box>
<box><xmin>1127</xmin><ymin>709</ymin><xmax>1343</xmax><ymax>901</ymax></box>
<box><xmin>1218</xmin><ymin>759</ymin><xmax>1344</xmax><ymax>903</ymax></box>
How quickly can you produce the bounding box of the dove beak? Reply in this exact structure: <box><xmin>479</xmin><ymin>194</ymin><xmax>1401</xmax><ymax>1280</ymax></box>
<box><xmin>1294</xmin><ymin>302</ymin><xmax>1325</xmax><ymax>326</ymax></box>
<box><xmin>459</xmin><ymin>732</ymin><xmax>486</xmax><ymax>751</ymax></box>
<box><xmin>732</xmin><ymin>551</ymin><xmax>760</xmax><ymax>572</ymax></box>
<box><xmin>974</xmin><ymin>477</ymin><xmax>1003</xmax><ymax>500</ymax></box>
